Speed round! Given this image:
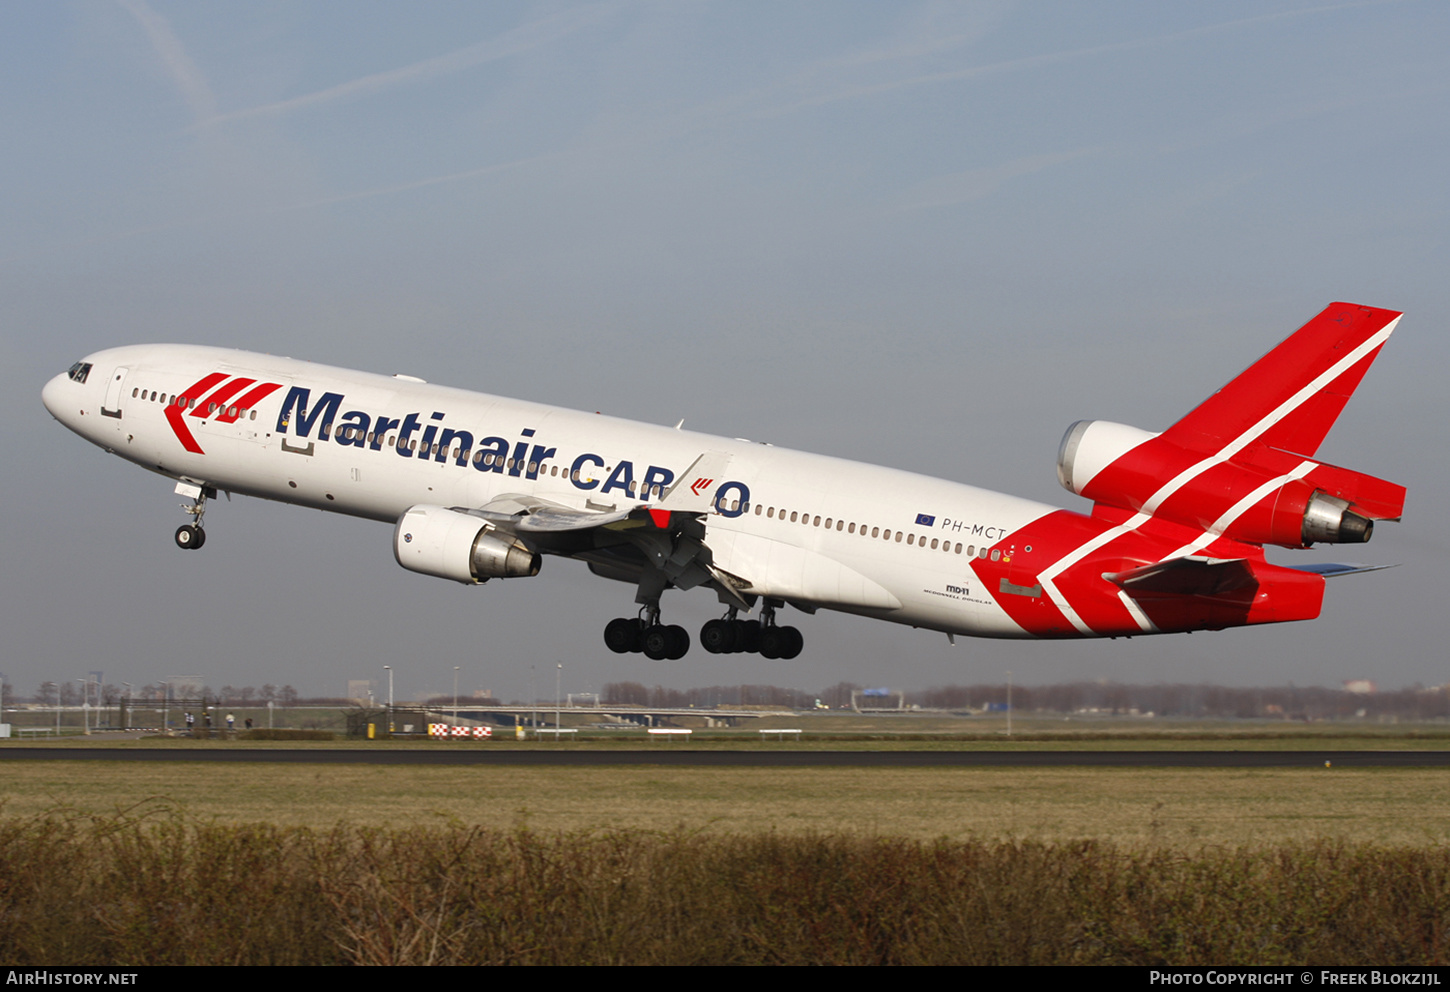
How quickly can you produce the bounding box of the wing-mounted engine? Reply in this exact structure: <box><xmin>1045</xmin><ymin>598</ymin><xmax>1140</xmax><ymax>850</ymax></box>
<box><xmin>393</xmin><ymin>504</ymin><xmax>540</xmax><ymax>584</ymax></box>
<box><xmin>1056</xmin><ymin>419</ymin><xmax>1404</xmax><ymax>548</ymax></box>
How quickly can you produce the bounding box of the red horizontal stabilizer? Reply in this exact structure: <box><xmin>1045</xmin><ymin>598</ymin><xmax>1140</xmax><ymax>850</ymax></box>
<box><xmin>1105</xmin><ymin>556</ymin><xmax>1324</xmax><ymax>631</ymax></box>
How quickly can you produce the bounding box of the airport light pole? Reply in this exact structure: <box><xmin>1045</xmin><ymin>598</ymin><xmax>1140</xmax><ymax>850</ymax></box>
<box><xmin>1006</xmin><ymin>670</ymin><xmax>1013</xmax><ymax>738</ymax></box>
<box><xmin>44</xmin><ymin>683</ymin><xmax>59</xmax><ymax>735</ymax></box>
<box><xmin>555</xmin><ymin>663</ymin><xmax>562</xmax><ymax>738</ymax></box>
<box><xmin>383</xmin><ymin>666</ymin><xmax>393</xmax><ymax>734</ymax></box>
<box><xmin>453</xmin><ymin>666</ymin><xmax>460</xmax><ymax>719</ymax></box>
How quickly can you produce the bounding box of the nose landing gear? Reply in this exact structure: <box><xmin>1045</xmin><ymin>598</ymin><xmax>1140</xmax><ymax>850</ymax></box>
<box><xmin>174</xmin><ymin>524</ymin><xmax>205</xmax><ymax>549</ymax></box>
<box><xmin>173</xmin><ymin>482</ymin><xmax>214</xmax><ymax>550</ymax></box>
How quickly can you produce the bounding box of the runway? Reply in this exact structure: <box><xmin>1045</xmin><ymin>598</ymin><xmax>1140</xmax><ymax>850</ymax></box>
<box><xmin>1</xmin><ymin>747</ymin><xmax>1447</xmax><ymax>767</ymax></box>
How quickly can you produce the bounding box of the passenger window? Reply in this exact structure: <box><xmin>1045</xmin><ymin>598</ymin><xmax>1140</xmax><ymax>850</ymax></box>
<box><xmin>907</xmin><ymin>534</ymin><xmax>915</xmax><ymax>545</ymax></box>
<box><xmin>813</xmin><ymin>516</ymin><xmax>821</xmax><ymax>527</ymax></box>
<box><xmin>896</xmin><ymin>532</ymin><xmax>903</xmax><ymax>543</ymax></box>
<box><xmin>848</xmin><ymin>523</ymin><xmax>856</xmax><ymax>534</ymax></box>
<box><xmin>956</xmin><ymin>543</ymin><xmax>964</xmax><ymax>554</ymax></box>
<box><xmin>990</xmin><ymin>549</ymin><xmax>1000</xmax><ymax>561</ymax></box>
<box><xmin>789</xmin><ymin>511</ymin><xmax>798</xmax><ymax>523</ymax></box>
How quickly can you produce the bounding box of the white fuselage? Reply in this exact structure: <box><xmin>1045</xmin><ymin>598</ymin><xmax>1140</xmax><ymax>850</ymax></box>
<box><xmin>44</xmin><ymin>344</ymin><xmax>1062</xmax><ymax>639</ymax></box>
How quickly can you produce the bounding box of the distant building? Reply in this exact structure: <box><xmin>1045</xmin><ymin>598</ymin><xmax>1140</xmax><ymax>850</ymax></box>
<box><xmin>1343</xmin><ymin>679</ymin><xmax>1377</xmax><ymax>695</ymax></box>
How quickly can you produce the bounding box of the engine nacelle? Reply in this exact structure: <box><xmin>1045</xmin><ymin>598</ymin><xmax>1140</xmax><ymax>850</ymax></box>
<box><xmin>1056</xmin><ymin>420</ymin><xmax>1159</xmax><ymax>496</ymax></box>
<box><xmin>393</xmin><ymin>504</ymin><xmax>541</xmax><ymax>584</ymax></box>
<box><xmin>1295</xmin><ymin>490</ymin><xmax>1374</xmax><ymax>545</ymax></box>
<box><xmin>1058</xmin><ymin>420</ymin><xmax>1389</xmax><ymax>547</ymax></box>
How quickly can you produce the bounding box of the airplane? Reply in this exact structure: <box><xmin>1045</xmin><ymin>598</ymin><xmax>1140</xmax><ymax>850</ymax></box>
<box><xmin>41</xmin><ymin>302</ymin><xmax>1405</xmax><ymax>661</ymax></box>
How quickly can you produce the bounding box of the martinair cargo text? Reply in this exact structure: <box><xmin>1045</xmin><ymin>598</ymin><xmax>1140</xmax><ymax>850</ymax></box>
<box><xmin>42</xmin><ymin>303</ymin><xmax>1406</xmax><ymax>661</ymax></box>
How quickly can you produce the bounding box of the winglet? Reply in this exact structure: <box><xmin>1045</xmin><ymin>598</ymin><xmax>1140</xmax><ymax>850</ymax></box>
<box><xmin>657</xmin><ymin>450</ymin><xmax>733</xmax><ymax>512</ymax></box>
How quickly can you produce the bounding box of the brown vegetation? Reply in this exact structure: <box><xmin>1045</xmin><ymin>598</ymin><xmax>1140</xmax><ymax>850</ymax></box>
<box><xmin>0</xmin><ymin>812</ymin><xmax>1446</xmax><ymax>965</ymax></box>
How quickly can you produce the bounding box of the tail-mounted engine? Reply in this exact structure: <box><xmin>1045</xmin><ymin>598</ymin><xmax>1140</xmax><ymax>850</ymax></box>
<box><xmin>393</xmin><ymin>504</ymin><xmax>540</xmax><ymax>584</ymax></box>
<box><xmin>1057</xmin><ymin>420</ymin><xmax>1403</xmax><ymax>548</ymax></box>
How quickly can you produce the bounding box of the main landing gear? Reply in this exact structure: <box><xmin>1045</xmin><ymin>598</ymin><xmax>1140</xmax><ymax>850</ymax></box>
<box><xmin>604</xmin><ymin>606</ymin><xmax>690</xmax><ymax>661</ymax></box>
<box><xmin>603</xmin><ymin>603</ymin><xmax>804</xmax><ymax>660</ymax></box>
<box><xmin>173</xmin><ymin>484</ymin><xmax>213</xmax><ymax>550</ymax></box>
<box><xmin>700</xmin><ymin>604</ymin><xmax>802</xmax><ymax>659</ymax></box>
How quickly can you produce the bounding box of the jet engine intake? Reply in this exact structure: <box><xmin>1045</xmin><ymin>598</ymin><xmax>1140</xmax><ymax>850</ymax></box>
<box><xmin>393</xmin><ymin>504</ymin><xmax>541</xmax><ymax>584</ymax></box>
<box><xmin>1056</xmin><ymin>420</ymin><xmax>1159</xmax><ymax>496</ymax></box>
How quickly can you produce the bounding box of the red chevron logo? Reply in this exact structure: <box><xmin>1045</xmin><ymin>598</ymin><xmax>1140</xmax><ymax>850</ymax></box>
<box><xmin>165</xmin><ymin>373</ymin><xmax>282</xmax><ymax>454</ymax></box>
<box><xmin>690</xmin><ymin>477</ymin><xmax>714</xmax><ymax>497</ymax></box>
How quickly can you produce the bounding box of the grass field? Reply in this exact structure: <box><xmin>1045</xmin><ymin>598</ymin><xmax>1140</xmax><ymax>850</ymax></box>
<box><xmin>4</xmin><ymin>725</ymin><xmax>1449</xmax><ymax>963</ymax></box>
<box><xmin>3</xmin><ymin>759</ymin><xmax>1447</xmax><ymax>847</ymax></box>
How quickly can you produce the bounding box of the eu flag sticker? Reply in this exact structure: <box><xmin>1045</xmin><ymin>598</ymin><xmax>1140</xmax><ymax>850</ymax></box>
<box><xmin>915</xmin><ymin>513</ymin><xmax>936</xmax><ymax>526</ymax></box>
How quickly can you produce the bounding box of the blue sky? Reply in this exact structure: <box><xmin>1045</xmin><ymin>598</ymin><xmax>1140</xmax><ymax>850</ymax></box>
<box><xmin>5</xmin><ymin>1</ymin><xmax>1448</xmax><ymax>702</ymax></box>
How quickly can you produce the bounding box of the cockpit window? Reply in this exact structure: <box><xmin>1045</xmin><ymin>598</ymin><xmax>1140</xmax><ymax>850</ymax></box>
<box><xmin>67</xmin><ymin>362</ymin><xmax>92</xmax><ymax>384</ymax></box>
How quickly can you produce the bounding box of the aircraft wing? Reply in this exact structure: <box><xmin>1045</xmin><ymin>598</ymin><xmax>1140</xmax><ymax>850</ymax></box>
<box><xmin>459</xmin><ymin>493</ymin><xmax>706</xmax><ymax>536</ymax></box>
<box><xmin>455</xmin><ymin>479</ymin><xmax>752</xmax><ymax>604</ymax></box>
<box><xmin>451</xmin><ymin>494</ymin><xmax>641</xmax><ymax>535</ymax></box>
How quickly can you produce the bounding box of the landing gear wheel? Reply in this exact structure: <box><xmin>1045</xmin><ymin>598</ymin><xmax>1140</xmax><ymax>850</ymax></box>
<box><xmin>642</xmin><ymin>624</ymin><xmax>690</xmax><ymax>660</ymax></box>
<box><xmin>700</xmin><ymin>619</ymin><xmax>738</xmax><ymax>654</ymax></box>
<box><xmin>778</xmin><ymin>625</ymin><xmax>803</xmax><ymax>659</ymax></box>
<box><xmin>604</xmin><ymin>617</ymin><xmax>641</xmax><ymax>654</ymax></box>
<box><xmin>760</xmin><ymin>625</ymin><xmax>802</xmax><ymax>659</ymax></box>
<box><xmin>665</xmin><ymin>624</ymin><xmax>690</xmax><ymax>660</ymax></box>
<box><xmin>642</xmin><ymin>625</ymin><xmax>672</xmax><ymax>661</ymax></box>
<box><xmin>175</xmin><ymin>524</ymin><xmax>199</xmax><ymax>550</ymax></box>
<box><xmin>191</xmin><ymin>527</ymin><xmax>206</xmax><ymax>550</ymax></box>
<box><xmin>735</xmin><ymin>619</ymin><xmax>762</xmax><ymax>654</ymax></box>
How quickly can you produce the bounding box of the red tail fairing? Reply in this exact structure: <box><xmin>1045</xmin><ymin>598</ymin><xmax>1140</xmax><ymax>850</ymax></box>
<box><xmin>992</xmin><ymin>303</ymin><xmax>1403</xmax><ymax>638</ymax></box>
<box><xmin>1055</xmin><ymin>303</ymin><xmax>1404</xmax><ymax>548</ymax></box>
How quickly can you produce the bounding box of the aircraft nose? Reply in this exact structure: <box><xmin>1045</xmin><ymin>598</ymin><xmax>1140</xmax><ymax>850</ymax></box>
<box><xmin>41</xmin><ymin>372</ymin><xmax>68</xmax><ymax>419</ymax></box>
